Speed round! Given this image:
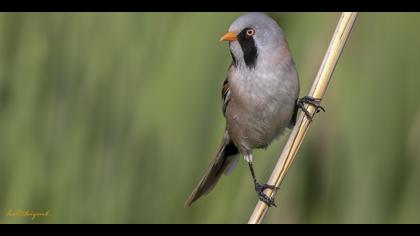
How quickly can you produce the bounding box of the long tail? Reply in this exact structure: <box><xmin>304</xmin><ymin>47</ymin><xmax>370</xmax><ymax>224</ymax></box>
<box><xmin>185</xmin><ymin>131</ymin><xmax>239</xmax><ymax>207</ymax></box>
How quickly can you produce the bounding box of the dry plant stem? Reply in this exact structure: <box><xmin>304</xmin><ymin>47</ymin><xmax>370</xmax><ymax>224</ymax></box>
<box><xmin>248</xmin><ymin>12</ymin><xmax>359</xmax><ymax>224</ymax></box>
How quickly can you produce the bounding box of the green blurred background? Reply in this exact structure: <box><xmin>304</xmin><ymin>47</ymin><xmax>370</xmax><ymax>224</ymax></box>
<box><xmin>0</xmin><ymin>12</ymin><xmax>419</xmax><ymax>224</ymax></box>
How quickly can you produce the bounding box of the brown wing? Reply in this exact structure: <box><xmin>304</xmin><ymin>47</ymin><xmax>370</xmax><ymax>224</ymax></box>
<box><xmin>221</xmin><ymin>63</ymin><xmax>234</xmax><ymax>116</ymax></box>
<box><xmin>221</xmin><ymin>78</ymin><xmax>231</xmax><ymax>116</ymax></box>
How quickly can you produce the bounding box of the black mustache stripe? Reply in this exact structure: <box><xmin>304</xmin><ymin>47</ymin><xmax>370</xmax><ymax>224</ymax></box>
<box><xmin>238</xmin><ymin>27</ymin><xmax>258</xmax><ymax>69</ymax></box>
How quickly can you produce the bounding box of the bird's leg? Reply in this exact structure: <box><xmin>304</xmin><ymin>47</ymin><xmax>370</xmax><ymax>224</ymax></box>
<box><xmin>245</xmin><ymin>153</ymin><xmax>278</xmax><ymax>207</ymax></box>
<box><xmin>297</xmin><ymin>96</ymin><xmax>325</xmax><ymax>121</ymax></box>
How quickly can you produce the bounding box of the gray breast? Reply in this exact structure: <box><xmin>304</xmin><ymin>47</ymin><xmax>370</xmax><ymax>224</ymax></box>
<box><xmin>225</xmin><ymin>61</ymin><xmax>299</xmax><ymax>153</ymax></box>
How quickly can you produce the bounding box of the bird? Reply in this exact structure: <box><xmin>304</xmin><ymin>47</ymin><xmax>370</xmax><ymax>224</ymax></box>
<box><xmin>185</xmin><ymin>12</ymin><xmax>323</xmax><ymax>207</ymax></box>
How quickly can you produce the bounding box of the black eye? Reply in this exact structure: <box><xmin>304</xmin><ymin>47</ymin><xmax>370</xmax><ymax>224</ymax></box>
<box><xmin>246</xmin><ymin>28</ymin><xmax>255</xmax><ymax>37</ymax></box>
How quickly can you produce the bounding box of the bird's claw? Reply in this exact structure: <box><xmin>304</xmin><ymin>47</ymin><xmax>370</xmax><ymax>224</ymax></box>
<box><xmin>297</xmin><ymin>96</ymin><xmax>325</xmax><ymax>121</ymax></box>
<box><xmin>255</xmin><ymin>183</ymin><xmax>278</xmax><ymax>207</ymax></box>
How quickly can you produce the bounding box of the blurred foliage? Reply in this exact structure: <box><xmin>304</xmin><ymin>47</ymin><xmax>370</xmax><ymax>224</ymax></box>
<box><xmin>0</xmin><ymin>13</ymin><xmax>419</xmax><ymax>224</ymax></box>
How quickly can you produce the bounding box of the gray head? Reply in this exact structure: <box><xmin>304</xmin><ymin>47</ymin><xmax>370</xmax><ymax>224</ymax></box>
<box><xmin>220</xmin><ymin>13</ymin><xmax>286</xmax><ymax>69</ymax></box>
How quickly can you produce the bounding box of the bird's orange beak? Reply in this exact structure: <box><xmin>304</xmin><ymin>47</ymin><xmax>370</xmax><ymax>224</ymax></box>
<box><xmin>220</xmin><ymin>32</ymin><xmax>238</xmax><ymax>42</ymax></box>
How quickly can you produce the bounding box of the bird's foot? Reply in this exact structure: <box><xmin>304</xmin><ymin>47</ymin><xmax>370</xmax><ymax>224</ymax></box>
<box><xmin>255</xmin><ymin>183</ymin><xmax>279</xmax><ymax>207</ymax></box>
<box><xmin>297</xmin><ymin>96</ymin><xmax>325</xmax><ymax>121</ymax></box>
